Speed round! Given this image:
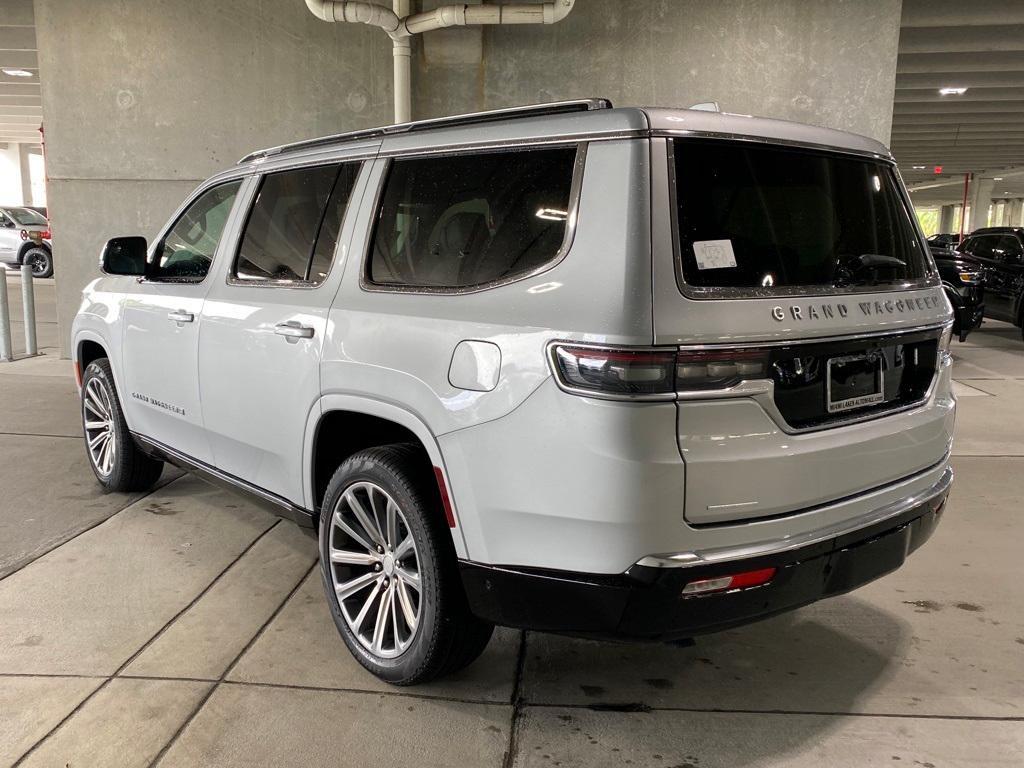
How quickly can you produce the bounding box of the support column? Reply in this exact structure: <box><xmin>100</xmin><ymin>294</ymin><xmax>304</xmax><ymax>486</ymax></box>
<box><xmin>939</xmin><ymin>204</ymin><xmax>956</xmax><ymax>234</ymax></box>
<box><xmin>968</xmin><ymin>177</ymin><xmax>996</xmax><ymax>232</ymax></box>
<box><xmin>1009</xmin><ymin>198</ymin><xmax>1024</xmax><ymax>227</ymax></box>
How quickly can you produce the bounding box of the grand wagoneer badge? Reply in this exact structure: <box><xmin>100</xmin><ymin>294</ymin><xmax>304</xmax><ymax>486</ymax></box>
<box><xmin>772</xmin><ymin>293</ymin><xmax>944</xmax><ymax>322</ymax></box>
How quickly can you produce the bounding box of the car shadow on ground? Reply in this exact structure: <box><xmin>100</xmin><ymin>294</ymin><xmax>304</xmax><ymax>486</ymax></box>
<box><xmin>521</xmin><ymin>597</ymin><xmax>906</xmax><ymax>764</ymax></box>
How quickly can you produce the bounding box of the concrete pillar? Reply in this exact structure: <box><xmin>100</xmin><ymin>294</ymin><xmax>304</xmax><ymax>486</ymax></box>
<box><xmin>939</xmin><ymin>204</ymin><xmax>956</xmax><ymax>234</ymax></box>
<box><xmin>1009</xmin><ymin>199</ymin><xmax>1024</xmax><ymax>227</ymax></box>
<box><xmin>968</xmin><ymin>177</ymin><xmax>996</xmax><ymax>232</ymax></box>
<box><xmin>17</xmin><ymin>144</ymin><xmax>33</xmax><ymax>206</ymax></box>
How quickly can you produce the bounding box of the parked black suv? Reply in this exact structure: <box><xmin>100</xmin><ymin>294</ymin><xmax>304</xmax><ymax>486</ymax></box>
<box><xmin>933</xmin><ymin>248</ymin><xmax>985</xmax><ymax>341</ymax></box>
<box><xmin>959</xmin><ymin>227</ymin><xmax>1024</xmax><ymax>339</ymax></box>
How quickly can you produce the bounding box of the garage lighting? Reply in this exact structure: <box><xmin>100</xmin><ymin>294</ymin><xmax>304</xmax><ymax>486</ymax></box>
<box><xmin>938</xmin><ymin>87</ymin><xmax>968</xmax><ymax>96</ymax></box>
<box><xmin>535</xmin><ymin>207</ymin><xmax>567</xmax><ymax>221</ymax></box>
<box><xmin>994</xmin><ymin>177</ymin><xmax>1004</xmax><ymax>181</ymax></box>
<box><xmin>912</xmin><ymin>165</ymin><xmax>927</xmax><ymax>170</ymax></box>
<box><xmin>2</xmin><ymin>68</ymin><xmax>33</xmax><ymax>77</ymax></box>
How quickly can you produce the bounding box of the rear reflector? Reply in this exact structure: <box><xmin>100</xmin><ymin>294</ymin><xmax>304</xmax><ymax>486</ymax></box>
<box><xmin>433</xmin><ymin>466</ymin><xmax>457</xmax><ymax>528</ymax></box>
<box><xmin>73</xmin><ymin>361</ymin><xmax>82</xmax><ymax>389</ymax></box>
<box><xmin>681</xmin><ymin>567</ymin><xmax>776</xmax><ymax>596</ymax></box>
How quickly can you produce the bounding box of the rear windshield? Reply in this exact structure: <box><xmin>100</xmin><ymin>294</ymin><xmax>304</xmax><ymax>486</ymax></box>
<box><xmin>671</xmin><ymin>139</ymin><xmax>930</xmax><ymax>293</ymax></box>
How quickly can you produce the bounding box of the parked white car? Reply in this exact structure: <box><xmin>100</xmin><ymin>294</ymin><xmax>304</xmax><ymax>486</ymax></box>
<box><xmin>0</xmin><ymin>206</ymin><xmax>53</xmax><ymax>277</ymax></box>
<box><xmin>73</xmin><ymin>100</ymin><xmax>955</xmax><ymax>684</ymax></box>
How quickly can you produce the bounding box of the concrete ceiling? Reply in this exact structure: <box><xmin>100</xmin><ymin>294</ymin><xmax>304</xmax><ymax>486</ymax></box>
<box><xmin>0</xmin><ymin>0</ymin><xmax>41</xmax><ymax>146</ymax></box>
<box><xmin>896</xmin><ymin>0</ymin><xmax>1024</xmax><ymax>205</ymax></box>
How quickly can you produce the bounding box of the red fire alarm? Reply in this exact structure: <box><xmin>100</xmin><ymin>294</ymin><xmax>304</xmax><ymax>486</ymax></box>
<box><xmin>934</xmin><ymin>165</ymin><xmax>943</xmax><ymax>174</ymax></box>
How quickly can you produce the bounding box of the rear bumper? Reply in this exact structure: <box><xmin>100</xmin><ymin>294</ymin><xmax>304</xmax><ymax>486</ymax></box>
<box><xmin>459</xmin><ymin>468</ymin><xmax>951</xmax><ymax>640</ymax></box>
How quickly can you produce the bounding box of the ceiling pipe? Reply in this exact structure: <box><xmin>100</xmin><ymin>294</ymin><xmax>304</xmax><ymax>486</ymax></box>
<box><xmin>305</xmin><ymin>0</ymin><xmax>576</xmax><ymax>123</ymax></box>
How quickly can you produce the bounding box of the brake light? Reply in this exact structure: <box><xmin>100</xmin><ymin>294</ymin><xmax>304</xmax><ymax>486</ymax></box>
<box><xmin>681</xmin><ymin>567</ymin><xmax>777</xmax><ymax>596</ymax></box>
<box><xmin>551</xmin><ymin>346</ymin><xmax>677</xmax><ymax>398</ymax></box>
<box><xmin>40</xmin><ymin>229</ymin><xmax>51</xmax><ymax>240</ymax></box>
<box><xmin>550</xmin><ymin>344</ymin><xmax>770</xmax><ymax>398</ymax></box>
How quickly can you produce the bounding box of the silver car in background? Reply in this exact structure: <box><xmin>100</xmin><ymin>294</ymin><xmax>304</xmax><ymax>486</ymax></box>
<box><xmin>0</xmin><ymin>206</ymin><xmax>53</xmax><ymax>278</ymax></box>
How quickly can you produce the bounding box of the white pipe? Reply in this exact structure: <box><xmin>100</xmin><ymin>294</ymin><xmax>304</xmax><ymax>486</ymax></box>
<box><xmin>393</xmin><ymin>0</ymin><xmax>411</xmax><ymax>123</ymax></box>
<box><xmin>305</xmin><ymin>0</ymin><xmax>576</xmax><ymax>122</ymax></box>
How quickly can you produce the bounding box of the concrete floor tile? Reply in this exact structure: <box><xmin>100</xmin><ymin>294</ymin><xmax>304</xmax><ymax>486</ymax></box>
<box><xmin>0</xmin><ymin>477</ymin><xmax>275</xmax><ymax>675</ymax></box>
<box><xmin>0</xmin><ymin>434</ymin><xmax>182</xmax><ymax>579</ymax></box>
<box><xmin>950</xmin><ymin>344</ymin><xmax>1024</xmax><ymax>379</ymax></box>
<box><xmin>0</xmin><ymin>675</ymin><xmax>102</xmax><ymax>766</ymax></box>
<box><xmin>227</xmin><ymin>572</ymin><xmax>520</xmax><ymax>703</ymax></box>
<box><xmin>19</xmin><ymin>678</ymin><xmax>212</xmax><ymax>768</ymax></box>
<box><xmin>156</xmin><ymin>682</ymin><xmax>510</xmax><ymax>768</ymax></box>
<box><xmin>123</xmin><ymin>523</ymin><xmax>317</xmax><ymax>680</ymax></box>
<box><xmin>521</xmin><ymin>458</ymin><xmax>1023</xmax><ymax>718</ymax></box>
<box><xmin>949</xmin><ymin>384</ymin><xmax>1024</xmax><ymax>456</ymax></box>
<box><xmin>513</xmin><ymin>708</ymin><xmax>1024</xmax><ymax>768</ymax></box>
<box><xmin>0</xmin><ymin>371</ymin><xmax>81</xmax><ymax>436</ymax></box>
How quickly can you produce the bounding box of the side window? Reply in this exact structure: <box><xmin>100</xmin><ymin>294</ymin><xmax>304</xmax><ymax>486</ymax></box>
<box><xmin>150</xmin><ymin>181</ymin><xmax>242</xmax><ymax>281</ymax></box>
<box><xmin>968</xmin><ymin>236</ymin><xmax>995</xmax><ymax>259</ymax></box>
<box><xmin>233</xmin><ymin>163</ymin><xmax>358</xmax><ymax>285</ymax></box>
<box><xmin>368</xmin><ymin>146</ymin><xmax>578</xmax><ymax>289</ymax></box>
<box><xmin>995</xmin><ymin>234</ymin><xmax>1024</xmax><ymax>262</ymax></box>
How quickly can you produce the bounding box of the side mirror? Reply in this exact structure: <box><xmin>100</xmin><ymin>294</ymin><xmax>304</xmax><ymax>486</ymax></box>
<box><xmin>100</xmin><ymin>236</ymin><xmax>148</xmax><ymax>276</ymax></box>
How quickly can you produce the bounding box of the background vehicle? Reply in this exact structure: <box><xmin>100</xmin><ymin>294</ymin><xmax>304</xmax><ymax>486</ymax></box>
<box><xmin>959</xmin><ymin>227</ymin><xmax>1024</xmax><ymax>339</ymax></box>
<box><xmin>0</xmin><ymin>206</ymin><xmax>53</xmax><ymax>278</ymax></box>
<box><xmin>933</xmin><ymin>249</ymin><xmax>984</xmax><ymax>341</ymax></box>
<box><xmin>72</xmin><ymin>101</ymin><xmax>955</xmax><ymax>685</ymax></box>
<box><xmin>927</xmin><ymin>233</ymin><xmax>960</xmax><ymax>253</ymax></box>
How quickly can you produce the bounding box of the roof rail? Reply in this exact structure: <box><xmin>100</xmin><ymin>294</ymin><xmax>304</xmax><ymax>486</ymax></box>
<box><xmin>238</xmin><ymin>98</ymin><xmax>613</xmax><ymax>164</ymax></box>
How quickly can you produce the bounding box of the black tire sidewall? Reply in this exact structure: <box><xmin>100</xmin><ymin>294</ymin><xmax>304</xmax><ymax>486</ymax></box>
<box><xmin>318</xmin><ymin>448</ymin><xmax>448</xmax><ymax>684</ymax></box>
<box><xmin>23</xmin><ymin>247</ymin><xmax>52</xmax><ymax>278</ymax></box>
<box><xmin>81</xmin><ymin>359</ymin><xmax>134</xmax><ymax>490</ymax></box>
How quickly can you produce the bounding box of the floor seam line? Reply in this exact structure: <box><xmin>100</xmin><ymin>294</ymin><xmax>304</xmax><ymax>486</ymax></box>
<box><xmin>8</xmin><ymin>518</ymin><xmax>281</xmax><ymax>767</ymax></box>
<box><xmin>0</xmin><ymin>473</ymin><xmax>188</xmax><ymax>584</ymax></box>
<box><xmin>501</xmin><ymin>630</ymin><xmax>529</xmax><ymax>768</ymax></box>
<box><xmin>148</xmin><ymin>559</ymin><xmax>318</xmax><ymax>768</ymax></box>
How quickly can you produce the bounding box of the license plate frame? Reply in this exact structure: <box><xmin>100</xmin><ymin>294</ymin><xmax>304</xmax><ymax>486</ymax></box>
<box><xmin>826</xmin><ymin>353</ymin><xmax>885</xmax><ymax>413</ymax></box>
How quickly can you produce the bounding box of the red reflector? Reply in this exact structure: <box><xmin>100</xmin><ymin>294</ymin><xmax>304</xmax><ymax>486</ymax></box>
<box><xmin>681</xmin><ymin>567</ymin><xmax>777</xmax><ymax>596</ymax></box>
<box><xmin>433</xmin><ymin>466</ymin><xmax>457</xmax><ymax>528</ymax></box>
<box><xmin>73</xmin><ymin>361</ymin><xmax>82</xmax><ymax>388</ymax></box>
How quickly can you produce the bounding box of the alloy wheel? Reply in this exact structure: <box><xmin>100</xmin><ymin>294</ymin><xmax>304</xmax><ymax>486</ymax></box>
<box><xmin>29</xmin><ymin>252</ymin><xmax>49</xmax><ymax>277</ymax></box>
<box><xmin>328</xmin><ymin>481</ymin><xmax>422</xmax><ymax>659</ymax></box>
<box><xmin>83</xmin><ymin>377</ymin><xmax>116</xmax><ymax>477</ymax></box>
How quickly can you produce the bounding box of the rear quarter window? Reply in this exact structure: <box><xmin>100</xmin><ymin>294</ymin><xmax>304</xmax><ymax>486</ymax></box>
<box><xmin>367</xmin><ymin>146</ymin><xmax>578</xmax><ymax>291</ymax></box>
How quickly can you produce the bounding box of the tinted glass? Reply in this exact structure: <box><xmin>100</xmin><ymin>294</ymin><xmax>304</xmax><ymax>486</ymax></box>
<box><xmin>6</xmin><ymin>207</ymin><xmax>47</xmax><ymax>226</ymax></box>
<box><xmin>995</xmin><ymin>234</ymin><xmax>1023</xmax><ymax>260</ymax></box>
<box><xmin>235</xmin><ymin>164</ymin><xmax>341</xmax><ymax>283</ymax></box>
<box><xmin>151</xmin><ymin>181</ymin><xmax>242</xmax><ymax>281</ymax></box>
<box><xmin>369</xmin><ymin>147</ymin><xmax>577</xmax><ymax>289</ymax></box>
<box><xmin>672</xmin><ymin>139</ymin><xmax>929</xmax><ymax>291</ymax></box>
<box><xmin>967</xmin><ymin>236</ymin><xmax>995</xmax><ymax>259</ymax></box>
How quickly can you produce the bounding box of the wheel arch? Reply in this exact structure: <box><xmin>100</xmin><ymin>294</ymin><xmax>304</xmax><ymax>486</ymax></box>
<box><xmin>17</xmin><ymin>239</ymin><xmax>51</xmax><ymax>262</ymax></box>
<box><xmin>306</xmin><ymin>395</ymin><xmax>469</xmax><ymax>559</ymax></box>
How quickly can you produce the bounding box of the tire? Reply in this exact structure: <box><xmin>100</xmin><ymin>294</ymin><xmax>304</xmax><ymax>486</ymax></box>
<box><xmin>81</xmin><ymin>358</ymin><xmax>164</xmax><ymax>492</ymax></box>
<box><xmin>319</xmin><ymin>444</ymin><xmax>493</xmax><ymax>685</ymax></box>
<box><xmin>22</xmin><ymin>246</ymin><xmax>52</xmax><ymax>278</ymax></box>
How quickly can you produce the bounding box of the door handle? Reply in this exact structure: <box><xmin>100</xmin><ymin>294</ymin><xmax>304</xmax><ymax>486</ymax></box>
<box><xmin>275</xmin><ymin>322</ymin><xmax>315</xmax><ymax>339</ymax></box>
<box><xmin>168</xmin><ymin>310</ymin><xmax>194</xmax><ymax>323</ymax></box>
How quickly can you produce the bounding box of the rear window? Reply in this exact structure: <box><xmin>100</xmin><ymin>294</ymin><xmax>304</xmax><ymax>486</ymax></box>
<box><xmin>367</xmin><ymin>146</ymin><xmax>577</xmax><ymax>290</ymax></box>
<box><xmin>671</xmin><ymin>139</ymin><xmax>931</xmax><ymax>293</ymax></box>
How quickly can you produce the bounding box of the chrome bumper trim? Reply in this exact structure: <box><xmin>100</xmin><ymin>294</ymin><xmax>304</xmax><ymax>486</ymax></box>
<box><xmin>635</xmin><ymin>465</ymin><xmax>953</xmax><ymax>569</ymax></box>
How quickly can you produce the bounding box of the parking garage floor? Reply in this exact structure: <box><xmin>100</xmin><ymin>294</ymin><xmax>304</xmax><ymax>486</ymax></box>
<box><xmin>0</xmin><ymin>319</ymin><xmax>1022</xmax><ymax>766</ymax></box>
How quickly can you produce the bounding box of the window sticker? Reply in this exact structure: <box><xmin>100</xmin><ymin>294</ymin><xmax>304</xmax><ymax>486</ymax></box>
<box><xmin>693</xmin><ymin>239</ymin><xmax>737</xmax><ymax>270</ymax></box>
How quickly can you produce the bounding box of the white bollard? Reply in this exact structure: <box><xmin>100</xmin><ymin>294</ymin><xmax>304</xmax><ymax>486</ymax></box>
<box><xmin>0</xmin><ymin>268</ymin><xmax>11</xmax><ymax>362</ymax></box>
<box><xmin>20</xmin><ymin>263</ymin><xmax>37</xmax><ymax>356</ymax></box>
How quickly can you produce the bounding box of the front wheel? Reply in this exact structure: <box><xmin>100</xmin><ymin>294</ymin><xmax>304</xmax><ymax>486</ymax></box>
<box><xmin>319</xmin><ymin>444</ymin><xmax>493</xmax><ymax>685</ymax></box>
<box><xmin>22</xmin><ymin>247</ymin><xmax>52</xmax><ymax>278</ymax></box>
<box><xmin>81</xmin><ymin>358</ymin><xmax>164</xmax><ymax>492</ymax></box>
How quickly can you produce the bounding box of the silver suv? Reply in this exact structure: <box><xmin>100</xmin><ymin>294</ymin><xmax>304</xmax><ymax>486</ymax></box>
<box><xmin>0</xmin><ymin>206</ymin><xmax>52</xmax><ymax>277</ymax></box>
<box><xmin>72</xmin><ymin>100</ymin><xmax>955</xmax><ymax>685</ymax></box>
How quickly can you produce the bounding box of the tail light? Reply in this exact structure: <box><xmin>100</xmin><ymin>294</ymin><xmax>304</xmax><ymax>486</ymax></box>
<box><xmin>40</xmin><ymin>229</ymin><xmax>51</xmax><ymax>240</ymax></box>
<box><xmin>550</xmin><ymin>344</ymin><xmax>770</xmax><ymax>399</ymax></box>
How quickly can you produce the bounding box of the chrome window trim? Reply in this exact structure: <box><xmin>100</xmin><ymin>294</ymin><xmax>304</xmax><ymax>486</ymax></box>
<box><xmin>359</xmin><ymin>142</ymin><xmax>588</xmax><ymax>297</ymax></box>
<box><xmin>225</xmin><ymin>161</ymin><xmax>363</xmax><ymax>291</ymax></box>
<box><xmin>664</xmin><ymin>137</ymin><xmax>940</xmax><ymax>301</ymax></box>
<box><xmin>634</xmin><ymin>464</ymin><xmax>953</xmax><ymax>569</ymax></box>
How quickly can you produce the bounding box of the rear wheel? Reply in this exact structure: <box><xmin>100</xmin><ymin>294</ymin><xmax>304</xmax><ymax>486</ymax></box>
<box><xmin>81</xmin><ymin>359</ymin><xmax>164</xmax><ymax>492</ymax></box>
<box><xmin>22</xmin><ymin>247</ymin><xmax>52</xmax><ymax>278</ymax></box>
<box><xmin>319</xmin><ymin>444</ymin><xmax>493</xmax><ymax>685</ymax></box>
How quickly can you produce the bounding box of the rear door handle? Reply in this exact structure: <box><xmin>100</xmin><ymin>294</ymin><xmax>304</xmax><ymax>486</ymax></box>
<box><xmin>275</xmin><ymin>322</ymin><xmax>315</xmax><ymax>339</ymax></box>
<box><xmin>168</xmin><ymin>310</ymin><xmax>194</xmax><ymax>323</ymax></box>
